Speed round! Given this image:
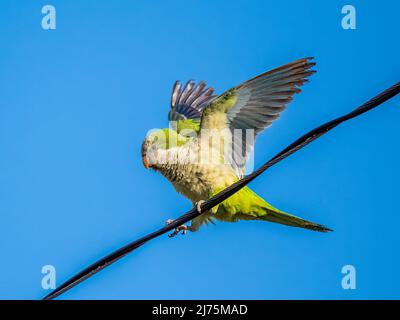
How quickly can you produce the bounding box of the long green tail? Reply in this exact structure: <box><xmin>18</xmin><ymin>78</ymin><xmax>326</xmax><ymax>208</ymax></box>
<box><xmin>260</xmin><ymin>206</ymin><xmax>332</xmax><ymax>232</ymax></box>
<box><xmin>212</xmin><ymin>186</ymin><xmax>332</xmax><ymax>232</ymax></box>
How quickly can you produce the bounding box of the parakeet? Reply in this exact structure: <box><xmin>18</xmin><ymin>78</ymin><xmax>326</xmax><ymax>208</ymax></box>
<box><xmin>141</xmin><ymin>57</ymin><xmax>332</xmax><ymax>236</ymax></box>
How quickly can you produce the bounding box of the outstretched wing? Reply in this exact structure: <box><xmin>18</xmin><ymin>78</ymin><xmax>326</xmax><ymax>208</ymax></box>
<box><xmin>168</xmin><ymin>80</ymin><xmax>216</xmax><ymax>133</ymax></box>
<box><xmin>200</xmin><ymin>57</ymin><xmax>316</xmax><ymax>177</ymax></box>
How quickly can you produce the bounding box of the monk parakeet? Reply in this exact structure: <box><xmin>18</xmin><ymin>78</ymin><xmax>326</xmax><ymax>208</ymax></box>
<box><xmin>141</xmin><ymin>57</ymin><xmax>332</xmax><ymax>236</ymax></box>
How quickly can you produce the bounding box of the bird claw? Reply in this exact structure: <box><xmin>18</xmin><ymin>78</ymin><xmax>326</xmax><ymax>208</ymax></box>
<box><xmin>195</xmin><ymin>200</ymin><xmax>205</xmax><ymax>213</ymax></box>
<box><xmin>165</xmin><ymin>200</ymin><xmax>205</xmax><ymax>238</ymax></box>
<box><xmin>165</xmin><ymin>219</ymin><xmax>191</xmax><ymax>238</ymax></box>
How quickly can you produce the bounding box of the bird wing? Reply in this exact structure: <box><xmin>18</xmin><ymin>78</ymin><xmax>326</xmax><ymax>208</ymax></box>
<box><xmin>199</xmin><ymin>57</ymin><xmax>316</xmax><ymax>177</ymax></box>
<box><xmin>168</xmin><ymin>80</ymin><xmax>217</xmax><ymax>134</ymax></box>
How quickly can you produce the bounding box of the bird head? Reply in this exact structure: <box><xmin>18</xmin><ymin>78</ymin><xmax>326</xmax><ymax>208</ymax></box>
<box><xmin>142</xmin><ymin>128</ymin><xmax>192</xmax><ymax>170</ymax></box>
<box><xmin>141</xmin><ymin>129</ymin><xmax>169</xmax><ymax>170</ymax></box>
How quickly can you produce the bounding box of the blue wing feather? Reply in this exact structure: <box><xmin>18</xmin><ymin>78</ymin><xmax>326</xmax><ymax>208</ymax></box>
<box><xmin>169</xmin><ymin>80</ymin><xmax>217</xmax><ymax>122</ymax></box>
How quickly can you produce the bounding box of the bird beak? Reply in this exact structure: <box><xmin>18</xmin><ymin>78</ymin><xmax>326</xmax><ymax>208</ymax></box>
<box><xmin>143</xmin><ymin>155</ymin><xmax>150</xmax><ymax>169</ymax></box>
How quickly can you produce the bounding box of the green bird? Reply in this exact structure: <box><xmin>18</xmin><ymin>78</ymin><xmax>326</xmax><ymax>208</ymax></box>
<box><xmin>141</xmin><ymin>57</ymin><xmax>332</xmax><ymax>236</ymax></box>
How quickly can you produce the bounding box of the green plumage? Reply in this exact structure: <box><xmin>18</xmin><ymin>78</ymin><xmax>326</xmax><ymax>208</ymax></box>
<box><xmin>210</xmin><ymin>186</ymin><xmax>331</xmax><ymax>232</ymax></box>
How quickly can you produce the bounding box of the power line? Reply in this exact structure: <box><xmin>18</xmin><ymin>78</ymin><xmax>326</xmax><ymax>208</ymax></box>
<box><xmin>43</xmin><ymin>82</ymin><xmax>400</xmax><ymax>300</ymax></box>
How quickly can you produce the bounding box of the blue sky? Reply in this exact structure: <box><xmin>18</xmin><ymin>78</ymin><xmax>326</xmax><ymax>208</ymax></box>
<box><xmin>0</xmin><ymin>0</ymin><xmax>399</xmax><ymax>299</ymax></box>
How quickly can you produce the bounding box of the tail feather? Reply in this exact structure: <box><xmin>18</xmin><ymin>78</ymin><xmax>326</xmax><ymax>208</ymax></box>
<box><xmin>212</xmin><ymin>186</ymin><xmax>332</xmax><ymax>232</ymax></box>
<box><xmin>260</xmin><ymin>208</ymin><xmax>332</xmax><ymax>232</ymax></box>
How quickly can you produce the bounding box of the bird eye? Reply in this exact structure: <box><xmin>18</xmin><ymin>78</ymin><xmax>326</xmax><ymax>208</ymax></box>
<box><xmin>150</xmin><ymin>144</ymin><xmax>157</xmax><ymax>151</ymax></box>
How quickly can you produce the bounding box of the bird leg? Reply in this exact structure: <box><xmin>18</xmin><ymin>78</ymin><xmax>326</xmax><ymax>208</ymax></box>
<box><xmin>165</xmin><ymin>219</ymin><xmax>192</xmax><ymax>237</ymax></box>
<box><xmin>165</xmin><ymin>200</ymin><xmax>205</xmax><ymax>238</ymax></box>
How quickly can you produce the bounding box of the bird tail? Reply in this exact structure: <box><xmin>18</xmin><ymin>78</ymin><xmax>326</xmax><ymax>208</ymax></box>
<box><xmin>260</xmin><ymin>206</ymin><xmax>332</xmax><ymax>232</ymax></box>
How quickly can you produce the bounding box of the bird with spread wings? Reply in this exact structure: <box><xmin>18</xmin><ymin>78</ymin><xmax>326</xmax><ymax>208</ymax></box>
<box><xmin>141</xmin><ymin>58</ymin><xmax>332</xmax><ymax>236</ymax></box>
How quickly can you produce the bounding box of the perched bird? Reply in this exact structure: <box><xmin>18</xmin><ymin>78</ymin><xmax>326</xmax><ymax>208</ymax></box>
<box><xmin>141</xmin><ymin>58</ymin><xmax>332</xmax><ymax>236</ymax></box>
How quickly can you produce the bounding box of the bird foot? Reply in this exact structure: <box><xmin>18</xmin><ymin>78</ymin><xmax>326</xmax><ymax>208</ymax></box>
<box><xmin>195</xmin><ymin>200</ymin><xmax>205</xmax><ymax>213</ymax></box>
<box><xmin>165</xmin><ymin>219</ymin><xmax>192</xmax><ymax>238</ymax></box>
<box><xmin>165</xmin><ymin>201</ymin><xmax>205</xmax><ymax>238</ymax></box>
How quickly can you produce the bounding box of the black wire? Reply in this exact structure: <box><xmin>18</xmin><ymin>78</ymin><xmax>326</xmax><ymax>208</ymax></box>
<box><xmin>43</xmin><ymin>82</ymin><xmax>400</xmax><ymax>300</ymax></box>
